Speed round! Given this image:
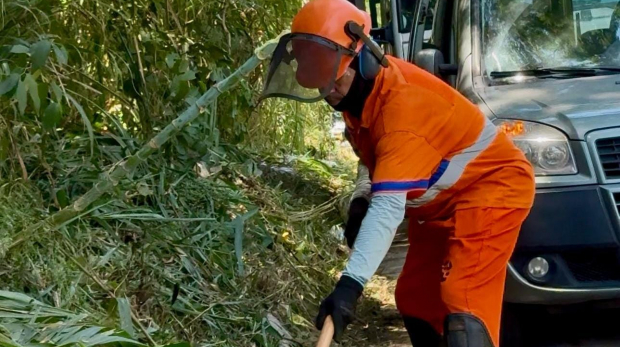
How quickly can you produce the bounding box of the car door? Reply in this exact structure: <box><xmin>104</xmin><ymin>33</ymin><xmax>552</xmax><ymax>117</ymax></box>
<box><xmin>349</xmin><ymin>0</ymin><xmax>459</xmax><ymax>84</ymax></box>
<box><xmin>349</xmin><ymin>0</ymin><xmax>420</xmax><ymax>60</ymax></box>
<box><xmin>407</xmin><ymin>0</ymin><xmax>459</xmax><ymax>87</ymax></box>
<box><xmin>392</xmin><ymin>0</ymin><xmax>418</xmax><ymax>60</ymax></box>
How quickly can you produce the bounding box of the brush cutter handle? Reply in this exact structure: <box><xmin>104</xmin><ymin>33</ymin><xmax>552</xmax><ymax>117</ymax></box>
<box><xmin>316</xmin><ymin>316</ymin><xmax>334</xmax><ymax>347</ymax></box>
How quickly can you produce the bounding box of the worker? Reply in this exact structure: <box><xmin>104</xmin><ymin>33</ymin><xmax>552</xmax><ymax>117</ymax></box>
<box><xmin>257</xmin><ymin>0</ymin><xmax>535</xmax><ymax>346</ymax></box>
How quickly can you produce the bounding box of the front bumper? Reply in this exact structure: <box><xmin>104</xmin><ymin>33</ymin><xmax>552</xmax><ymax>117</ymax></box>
<box><xmin>504</xmin><ymin>185</ymin><xmax>620</xmax><ymax>304</ymax></box>
<box><xmin>505</xmin><ymin>264</ymin><xmax>620</xmax><ymax>305</ymax></box>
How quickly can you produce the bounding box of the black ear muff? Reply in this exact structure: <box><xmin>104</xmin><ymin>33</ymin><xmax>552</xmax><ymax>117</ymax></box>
<box><xmin>358</xmin><ymin>44</ymin><xmax>381</xmax><ymax>80</ymax></box>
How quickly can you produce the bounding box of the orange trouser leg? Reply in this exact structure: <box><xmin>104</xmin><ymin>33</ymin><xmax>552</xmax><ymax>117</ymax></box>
<box><xmin>395</xmin><ymin>208</ymin><xmax>530</xmax><ymax>346</ymax></box>
<box><xmin>395</xmin><ymin>217</ymin><xmax>452</xmax><ymax>333</ymax></box>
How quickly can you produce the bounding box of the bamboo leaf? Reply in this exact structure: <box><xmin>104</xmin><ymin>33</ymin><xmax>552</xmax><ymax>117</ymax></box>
<box><xmin>56</xmin><ymin>189</ymin><xmax>68</xmax><ymax>208</ymax></box>
<box><xmin>177</xmin><ymin>70</ymin><xmax>196</xmax><ymax>81</ymax></box>
<box><xmin>162</xmin><ymin>343</ymin><xmax>191</xmax><ymax>347</ymax></box>
<box><xmin>51</xmin><ymin>82</ymin><xmax>62</xmax><ymax>103</ymax></box>
<box><xmin>97</xmin><ymin>213</ymin><xmax>214</xmax><ymax>222</ymax></box>
<box><xmin>0</xmin><ymin>74</ymin><xmax>19</xmax><ymax>96</ymax></box>
<box><xmin>165</xmin><ymin>53</ymin><xmax>179</xmax><ymax>68</ymax></box>
<box><xmin>238</xmin><ymin>207</ymin><xmax>259</xmax><ymax>222</ymax></box>
<box><xmin>0</xmin><ymin>333</ymin><xmax>23</xmax><ymax>347</ymax></box>
<box><xmin>52</xmin><ymin>44</ymin><xmax>68</xmax><ymax>65</ymax></box>
<box><xmin>42</xmin><ymin>102</ymin><xmax>62</xmax><ymax>129</ymax></box>
<box><xmin>38</xmin><ymin>82</ymin><xmax>49</xmax><ymax>111</ymax></box>
<box><xmin>24</xmin><ymin>74</ymin><xmax>40</xmax><ymax>112</ymax></box>
<box><xmin>15</xmin><ymin>79</ymin><xmax>27</xmax><ymax>115</ymax></box>
<box><xmin>56</xmin><ymin>326</ymin><xmax>103</xmax><ymax>345</ymax></box>
<box><xmin>232</xmin><ymin>208</ymin><xmax>258</xmax><ymax>277</ymax></box>
<box><xmin>0</xmin><ymin>291</ymin><xmax>43</xmax><ymax>305</ymax></box>
<box><xmin>234</xmin><ymin>219</ymin><xmax>245</xmax><ymax>276</ymax></box>
<box><xmin>170</xmin><ymin>79</ymin><xmax>189</xmax><ymax>101</ymax></box>
<box><xmin>116</xmin><ymin>298</ymin><xmax>135</xmax><ymax>339</ymax></box>
<box><xmin>10</xmin><ymin>45</ymin><xmax>29</xmax><ymax>54</ymax></box>
<box><xmin>30</xmin><ymin>40</ymin><xmax>52</xmax><ymax>70</ymax></box>
<box><xmin>178</xmin><ymin>60</ymin><xmax>189</xmax><ymax>73</ymax></box>
<box><xmin>65</xmin><ymin>94</ymin><xmax>94</xmax><ymax>156</ymax></box>
<box><xmin>94</xmin><ymin>247</ymin><xmax>117</xmax><ymax>268</ymax></box>
<box><xmin>81</xmin><ymin>333</ymin><xmax>142</xmax><ymax>347</ymax></box>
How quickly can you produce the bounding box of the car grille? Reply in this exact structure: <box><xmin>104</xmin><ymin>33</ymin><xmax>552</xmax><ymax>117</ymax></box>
<box><xmin>613</xmin><ymin>192</ymin><xmax>620</xmax><ymax>216</ymax></box>
<box><xmin>563</xmin><ymin>251</ymin><xmax>620</xmax><ymax>283</ymax></box>
<box><xmin>596</xmin><ymin>137</ymin><xmax>620</xmax><ymax>179</ymax></box>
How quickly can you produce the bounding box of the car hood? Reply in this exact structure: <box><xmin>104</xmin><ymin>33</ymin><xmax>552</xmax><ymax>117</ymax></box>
<box><xmin>479</xmin><ymin>74</ymin><xmax>620</xmax><ymax>140</ymax></box>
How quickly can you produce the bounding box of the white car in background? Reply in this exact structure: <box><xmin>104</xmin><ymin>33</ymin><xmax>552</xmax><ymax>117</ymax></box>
<box><xmin>330</xmin><ymin>112</ymin><xmax>346</xmax><ymax>140</ymax></box>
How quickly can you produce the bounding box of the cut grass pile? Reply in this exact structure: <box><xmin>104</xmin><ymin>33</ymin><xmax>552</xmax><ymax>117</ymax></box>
<box><xmin>1</xmin><ymin>150</ymin><xmax>356</xmax><ymax>347</ymax></box>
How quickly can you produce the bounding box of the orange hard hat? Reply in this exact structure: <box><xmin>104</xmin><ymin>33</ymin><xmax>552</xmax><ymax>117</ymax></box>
<box><xmin>292</xmin><ymin>0</ymin><xmax>372</xmax><ymax>80</ymax></box>
<box><xmin>257</xmin><ymin>0</ymin><xmax>382</xmax><ymax>104</ymax></box>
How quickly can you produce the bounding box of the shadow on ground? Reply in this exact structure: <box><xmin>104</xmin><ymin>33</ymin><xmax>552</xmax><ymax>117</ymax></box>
<box><xmin>503</xmin><ymin>303</ymin><xmax>620</xmax><ymax>347</ymax></box>
<box><xmin>348</xmin><ymin>277</ymin><xmax>411</xmax><ymax>347</ymax></box>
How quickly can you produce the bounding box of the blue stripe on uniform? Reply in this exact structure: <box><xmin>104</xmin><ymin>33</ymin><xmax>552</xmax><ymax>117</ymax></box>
<box><xmin>429</xmin><ymin>159</ymin><xmax>450</xmax><ymax>188</ymax></box>
<box><xmin>371</xmin><ymin>180</ymin><xmax>429</xmax><ymax>193</ymax></box>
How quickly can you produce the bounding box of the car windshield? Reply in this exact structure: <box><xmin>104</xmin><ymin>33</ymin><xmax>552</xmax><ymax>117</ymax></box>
<box><xmin>481</xmin><ymin>0</ymin><xmax>620</xmax><ymax>78</ymax></box>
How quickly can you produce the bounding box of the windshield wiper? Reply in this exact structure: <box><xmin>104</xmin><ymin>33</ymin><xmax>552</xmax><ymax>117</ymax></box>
<box><xmin>591</xmin><ymin>66</ymin><xmax>620</xmax><ymax>72</ymax></box>
<box><xmin>490</xmin><ymin>66</ymin><xmax>620</xmax><ymax>79</ymax></box>
<box><xmin>490</xmin><ymin>68</ymin><xmax>596</xmax><ymax>79</ymax></box>
<box><xmin>547</xmin><ymin>66</ymin><xmax>620</xmax><ymax>74</ymax></box>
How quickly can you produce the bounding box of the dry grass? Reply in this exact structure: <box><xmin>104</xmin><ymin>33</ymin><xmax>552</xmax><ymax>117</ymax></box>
<box><xmin>1</xmin><ymin>149</ymin><xmax>359</xmax><ymax>346</ymax></box>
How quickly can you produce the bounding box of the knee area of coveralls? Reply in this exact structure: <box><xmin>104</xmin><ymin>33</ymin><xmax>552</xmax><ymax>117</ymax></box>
<box><xmin>442</xmin><ymin>313</ymin><xmax>495</xmax><ymax>347</ymax></box>
<box><xmin>401</xmin><ymin>313</ymin><xmax>495</xmax><ymax>347</ymax></box>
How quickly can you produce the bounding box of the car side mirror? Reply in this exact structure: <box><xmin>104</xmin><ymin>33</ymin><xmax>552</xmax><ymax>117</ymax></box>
<box><xmin>415</xmin><ymin>48</ymin><xmax>444</xmax><ymax>75</ymax></box>
<box><xmin>414</xmin><ymin>48</ymin><xmax>459</xmax><ymax>78</ymax></box>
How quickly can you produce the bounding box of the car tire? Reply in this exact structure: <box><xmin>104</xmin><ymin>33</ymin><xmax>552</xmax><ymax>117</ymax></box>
<box><xmin>500</xmin><ymin>303</ymin><xmax>531</xmax><ymax>347</ymax></box>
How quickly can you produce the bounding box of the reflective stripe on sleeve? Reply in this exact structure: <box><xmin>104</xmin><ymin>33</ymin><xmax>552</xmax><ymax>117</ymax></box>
<box><xmin>371</xmin><ymin>179</ymin><xmax>429</xmax><ymax>193</ymax></box>
<box><xmin>406</xmin><ymin>117</ymin><xmax>497</xmax><ymax>208</ymax></box>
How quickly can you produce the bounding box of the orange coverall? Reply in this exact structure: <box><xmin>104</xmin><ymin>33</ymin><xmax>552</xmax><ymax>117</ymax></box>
<box><xmin>343</xmin><ymin>55</ymin><xmax>536</xmax><ymax>346</ymax></box>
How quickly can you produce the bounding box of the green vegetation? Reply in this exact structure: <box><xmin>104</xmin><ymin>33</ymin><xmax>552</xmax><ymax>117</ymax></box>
<box><xmin>0</xmin><ymin>0</ymin><xmax>358</xmax><ymax>346</ymax></box>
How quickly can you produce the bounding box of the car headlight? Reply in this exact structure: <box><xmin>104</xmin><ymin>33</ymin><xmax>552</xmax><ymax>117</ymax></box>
<box><xmin>495</xmin><ymin>120</ymin><xmax>577</xmax><ymax>176</ymax></box>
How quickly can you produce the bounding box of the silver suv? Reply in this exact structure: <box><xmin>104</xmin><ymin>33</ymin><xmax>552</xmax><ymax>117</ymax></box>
<box><xmin>348</xmin><ymin>0</ymin><xmax>620</xmax><ymax>337</ymax></box>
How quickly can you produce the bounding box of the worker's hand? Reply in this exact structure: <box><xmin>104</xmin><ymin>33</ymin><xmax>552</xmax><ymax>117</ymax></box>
<box><xmin>315</xmin><ymin>276</ymin><xmax>363</xmax><ymax>342</ymax></box>
<box><xmin>344</xmin><ymin>197</ymin><xmax>369</xmax><ymax>249</ymax></box>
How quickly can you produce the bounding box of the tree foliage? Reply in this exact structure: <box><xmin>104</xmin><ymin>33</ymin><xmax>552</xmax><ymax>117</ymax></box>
<box><xmin>0</xmin><ymin>0</ymin><xmax>332</xmax><ymax>183</ymax></box>
<box><xmin>0</xmin><ymin>0</ymin><xmax>353</xmax><ymax>346</ymax></box>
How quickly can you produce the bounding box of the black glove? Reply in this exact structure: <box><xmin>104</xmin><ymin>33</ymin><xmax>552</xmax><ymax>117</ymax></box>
<box><xmin>315</xmin><ymin>276</ymin><xmax>364</xmax><ymax>342</ymax></box>
<box><xmin>344</xmin><ymin>197</ymin><xmax>369</xmax><ymax>249</ymax></box>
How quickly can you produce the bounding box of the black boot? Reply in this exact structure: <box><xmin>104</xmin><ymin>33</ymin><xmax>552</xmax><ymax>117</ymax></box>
<box><xmin>403</xmin><ymin>316</ymin><xmax>441</xmax><ymax>347</ymax></box>
<box><xmin>442</xmin><ymin>313</ymin><xmax>494</xmax><ymax>347</ymax></box>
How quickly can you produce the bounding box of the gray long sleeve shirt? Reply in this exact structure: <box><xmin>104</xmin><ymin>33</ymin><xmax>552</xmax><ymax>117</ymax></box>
<box><xmin>342</xmin><ymin>192</ymin><xmax>407</xmax><ymax>286</ymax></box>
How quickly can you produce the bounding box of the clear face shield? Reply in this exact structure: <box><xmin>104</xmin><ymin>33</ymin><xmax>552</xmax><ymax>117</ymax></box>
<box><xmin>257</xmin><ymin>33</ymin><xmax>357</xmax><ymax>104</ymax></box>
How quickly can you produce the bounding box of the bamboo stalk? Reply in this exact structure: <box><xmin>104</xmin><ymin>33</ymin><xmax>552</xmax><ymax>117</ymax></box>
<box><xmin>18</xmin><ymin>32</ymin><xmax>288</xmax><ymax>237</ymax></box>
<box><xmin>48</xmin><ymin>54</ymin><xmax>261</xmax><ymax>227</ymax></box>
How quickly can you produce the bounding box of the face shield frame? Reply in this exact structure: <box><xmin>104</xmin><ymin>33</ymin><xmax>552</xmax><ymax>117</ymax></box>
<box><xmin>257</xmin><ymin>33</ymin><xmax>358</xmax><ymax>104</ymax></box>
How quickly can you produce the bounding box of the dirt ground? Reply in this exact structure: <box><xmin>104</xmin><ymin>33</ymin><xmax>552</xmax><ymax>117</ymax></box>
<box><xmin>353</xmin><ymin>277</ymin><xmax>411</xmax><ymax>347</ymax></box>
